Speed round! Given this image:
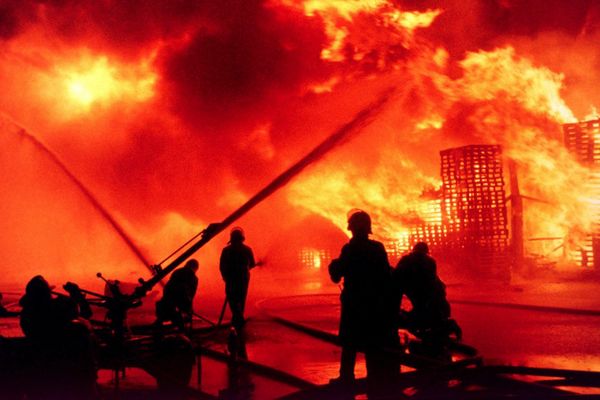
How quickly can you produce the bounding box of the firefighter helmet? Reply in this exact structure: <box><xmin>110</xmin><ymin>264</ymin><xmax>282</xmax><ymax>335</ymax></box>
<box><xmin>347</xmin><ymin>209</ymin><xmax>372</xmax><ymax>235</ymax></box>
<box><xmin>185</xmin><ymin>258</ymin><xmax>199</xmax><ymax>271</ymax></box>
<box><xmin>412</xmin><ymin>242</ymin><xmax>429</xmax><ymax>254</ymax></box>
<box><xmin>230</xmin><ymin>227</ymin><xmax>245</xmax><ymax>243</ymax></box>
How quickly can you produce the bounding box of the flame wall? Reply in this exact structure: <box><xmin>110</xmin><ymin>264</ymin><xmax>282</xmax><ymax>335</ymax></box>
<box><xmin>1</xmin><ymin>0</ymin><xmax>600</xmax><ymax>290</ymax></box>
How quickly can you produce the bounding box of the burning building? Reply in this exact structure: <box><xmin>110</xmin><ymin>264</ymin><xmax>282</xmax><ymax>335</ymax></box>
<box><xmin>391</xmin><ymin>145</ymin><xmax>510</xmax><ymax>281</ymax></box>
<box><xmin>564</xmin><ymin>118</ymin><xmax>600</xmax><ymax>270</ymax></box>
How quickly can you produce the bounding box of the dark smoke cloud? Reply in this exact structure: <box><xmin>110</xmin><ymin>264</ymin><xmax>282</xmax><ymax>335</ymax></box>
<box><xmin>156</xmin><ymin>1</ymin><xmax>328</xmax><ymax>195</ymax></box>
<box><xmin>0</xmin><ymin>0</ymin><xmax>37</xmax><ymax>40</ymax></box>
<box><xmin>160</xmin><ymin>2</ymin><xmax>327</xmax><ymax>130</ymax></box>
<box><xmin>0</xmin><ymin>5</ymin><xmax>18</xmax><ymax>40</ymax></box>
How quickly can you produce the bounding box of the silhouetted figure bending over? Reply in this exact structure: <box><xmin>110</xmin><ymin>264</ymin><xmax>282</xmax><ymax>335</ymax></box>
<box><xmin>19</xmin><ymin>275</ymin><xmax>97</xmax><ymax>399</ymax></box>
<box><xmin>392</xmin><ymin>242</ymin><xmax>459</xmax><ymax>357</ymax></box>
<box><xmin>329</xmin><ymin>210</ymin><xmax>398</xmax><ymax>395</ymax></box>
<box><xmin>155</xmin><ymin>259</ymin><xmax>199</xmax><ymax>332</ymax></box>
<box><xmin>220</xmin><ymin>227</ymin><xmax>256</xmax><ymax>331</ymax></box>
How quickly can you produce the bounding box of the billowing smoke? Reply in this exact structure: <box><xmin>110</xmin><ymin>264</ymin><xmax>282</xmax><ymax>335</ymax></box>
<box><xmin>1</xmin><ymin>0</ymin><xmax>599</xmax><ymax>290</ymax></box>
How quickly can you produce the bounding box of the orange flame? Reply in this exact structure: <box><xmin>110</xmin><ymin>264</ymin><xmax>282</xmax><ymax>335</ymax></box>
<box><xmin>277</xmin><ymin>0</ymin><xmax>441</xmax><ymax>63</ymax></box>
<box><xmin>52</xmin><ymin>53</ymin><xmax>157</xmax><ymax>117</ymax></box>
<box><xmin>1</xmin><ymin>34</ymin><xmax>158</xmax><ymax>123</ymax></box>
<box><xmin>457</xmin><ymin>47</ymin><xmax>575</xmax><ymax>124</ymax></box>
<box><xmin>60</xmin><ymin>56</ymin><xmax>156</xmax><ymax>110</ymax></box>
<box><xmin>290</xmin><ymin>44</ymin><xmax>594</xmax><ymax>268</ymax></box>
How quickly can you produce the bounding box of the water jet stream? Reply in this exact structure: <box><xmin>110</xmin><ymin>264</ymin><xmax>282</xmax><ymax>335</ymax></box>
<box><xmin>0</xmin><ymin>113</ymin><xmax>151</xmax><ymax>269</ymax></box>
<box><xmin>138</xmin><ymin>86</ymin><xmax>400</xmax><ymax>296</ymax></box>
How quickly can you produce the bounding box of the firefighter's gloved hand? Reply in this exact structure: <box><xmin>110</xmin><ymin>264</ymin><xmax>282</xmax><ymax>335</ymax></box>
<box><xmin>203</xmin><ymin>223</ymin><xmax>222</xmax><ymax>238</ymax></box>
<box><xmin>64</xmin><ymin>282</ymin><xmax>84</xmax><ymax>299</ymax></box>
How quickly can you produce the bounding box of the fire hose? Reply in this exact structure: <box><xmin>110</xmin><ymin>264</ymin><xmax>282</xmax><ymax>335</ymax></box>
<box><xmin>133</xmin><ymin>86</ymin><xmax>398</xmax><ymax>300</ymax></box>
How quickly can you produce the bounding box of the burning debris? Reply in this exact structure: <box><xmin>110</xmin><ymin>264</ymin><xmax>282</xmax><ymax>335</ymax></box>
<box><xmin>438</xmin><ymin>145</ymin><xmax>509</xmax><ymax>280</ymax></box>
<box><xmin>564</xmin><ymin>118</ymin><xmax>600</xmax><ymax>270</ymax></box>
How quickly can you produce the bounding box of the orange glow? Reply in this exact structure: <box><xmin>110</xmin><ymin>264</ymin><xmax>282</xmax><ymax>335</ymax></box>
<box><xmin>289</xmin><ymin>157</ymin><xmax>443</xmax><ymax>244</ymax></box>
<box><xmin>56</xmin><ymin>54</ymin><xmax>157</xmax><ymax>115</ymax></box>
<box><xmin>457</xmin><ymin>47</ymin><xmax>576</xmax><ymax>123</ymax></box>
<box><xmin>310</xmin><ymin>76</ymin><xmax>341</xmax><ymax>93</ymax></box>
<box><xmin>289</xmin><ymin>45</ymin><xmax>593</xmax><ymax>267</ymax></box>
<box><xmin>415</xmin><ymin>115</ymin><xmax>444</xmax><ymax>130</ymax></box>
<box><xmin>2</xmin><ymin>0</ymin><xmax>600</xmax><ymax>290</ymax></box>
<box><xmin>302</xmin><ymin>0</ymin><xmax>386</xmax><ymax>20</ymax></box>
<box><xmin>386</xmin><ymin>8</ymin><xmax>442</xmax><ymax>36</ymax></box>
<box><xmin>584</xmin><ymin>106</ymin><xmax>599</xmax><ymax>121</ymax></box>
<box><xmin>277</xmin><ymin>0</ymin><xmax>441</xmax><ymax>62</ymax></box>
<box><xmin>299</xmin><ymin>248</ymin><xmax>332</xmax><ymax>268</ymax></box>
<box><xmin>0</xmin><ymin>37</ymin><xmax>159</xmax><ymax>125</ymax></box>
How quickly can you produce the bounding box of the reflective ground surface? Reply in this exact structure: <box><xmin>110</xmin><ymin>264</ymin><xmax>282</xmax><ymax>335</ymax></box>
<box><xmin>2</xmin><ymin>274</ymin><xmax>600</xmax><ymax>398</ymax></box>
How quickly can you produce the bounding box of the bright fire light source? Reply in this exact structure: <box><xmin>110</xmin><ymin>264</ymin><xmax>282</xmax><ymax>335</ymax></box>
<box><xmin>300</xmin><ymin>248</ymin><xmax>332</xmax><ymax>268</ymax></box>
<box><xmin>67</xmin><ymin>80</ymin><xmax>95</xmax><ymax>106</ymax></box>
<box><xmin>59</xmin><ymin>55</ymin><xmax>157</xmax><ymax>112</ymax></box>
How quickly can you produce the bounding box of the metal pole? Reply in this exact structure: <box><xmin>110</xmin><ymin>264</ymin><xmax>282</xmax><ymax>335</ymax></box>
<box><xmin>133</xmin><ymin>86</ymin><xmax>397</xmax><ymax>299</ymax></box>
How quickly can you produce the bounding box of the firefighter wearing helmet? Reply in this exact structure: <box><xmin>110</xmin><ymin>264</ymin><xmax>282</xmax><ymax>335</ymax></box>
<box><xmin>328</xmin><ymin>210</ymin><xmax>398</xmax><ymax>394</ymax></box>
<box><xmin>347</xmin><ymin>209</ymin><xmax>372</xmax><ymax>235</ymax></box>
<box><xmin>219</xmin><ymin>227</ymin><xmax>256</xmax><ymax>330</ymax></box>
<box><xmin>392</xmin><ymin>242</ymin><xmax>457</xmax><ymax>357</ymax></box>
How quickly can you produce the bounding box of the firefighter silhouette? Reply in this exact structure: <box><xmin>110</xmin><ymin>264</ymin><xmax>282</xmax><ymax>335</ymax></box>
<box><xmin>155</xmin><ymin>259</ymin><xmax>199</xmax><ymax>331</ymax></box>
<box><xmin>220</xmin><ymin>227</ymin><xmax>256</xmax><ymax>331</ymax></box>
<box><xmin>392</xmin><ymin>242</ymin><xmax>460</xmax><ymax>357</ymax></box>
<box><xmin>328</xmin><ymin>210</ymin><xmax>398</xmax><ymax>394</ymax></box>
<box><xmin>19</xmin><ymin>275</ymin><xmax>97</xmax><ymax>399</ymax></box>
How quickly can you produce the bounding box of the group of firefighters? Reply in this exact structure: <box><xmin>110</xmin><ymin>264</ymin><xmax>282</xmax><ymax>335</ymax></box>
<box><xmin>7</xmin><ymin>210</ymin><xmax>457</xmax><ymax>398</ymax></box>
<box><xmin>155</xmin><ymin>226</ymin><xmax>256</xmax><ymax>332</ymax></box>
<box><xmin>328</xmin><ymin>210</ymin><xmax>457</xmax><ymax>397</ymax></box>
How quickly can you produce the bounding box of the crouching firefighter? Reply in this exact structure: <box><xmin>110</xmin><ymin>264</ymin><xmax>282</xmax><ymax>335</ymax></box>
<box><xmin>392</xmin><ymin>242</ymin><xmax>461</xmax><ymax>358</ymax></box>
<box><xmin>155</xmin><ymin>259</ymin><xmax>199</xmax><ymax>332</ymax></box>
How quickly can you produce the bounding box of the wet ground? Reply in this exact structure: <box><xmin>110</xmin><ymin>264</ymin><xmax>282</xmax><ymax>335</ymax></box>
<box><xmin>2</xmin><ymin>274</ymin><xmax>600</xmax><ymax>398</ymax></box>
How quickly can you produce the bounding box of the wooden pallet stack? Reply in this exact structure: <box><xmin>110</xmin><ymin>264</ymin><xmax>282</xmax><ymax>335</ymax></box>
<box><xmin>564</xmin><ymin>118</ymin><xmax>600</xmax><ymax>270</ymax></box>
<box><xmin>438</xmin><ymin>145</ymin><xmax>509</xmax><ymax>280</ymax></box>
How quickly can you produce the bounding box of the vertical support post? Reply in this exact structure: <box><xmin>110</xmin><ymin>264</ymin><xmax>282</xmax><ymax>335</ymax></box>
<box><xmin>508</xmin><ymin>159</ymin><xmax>524</xmax><ymax>274</ymax></box>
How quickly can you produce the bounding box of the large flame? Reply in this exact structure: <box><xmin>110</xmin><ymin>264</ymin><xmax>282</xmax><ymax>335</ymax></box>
<box><xmin>1</xmin><ymin>0</ymin><xmax>599</xmax><ymax>288</ymax></box>
<box><xmin>278</xmin><ymin>0</ymin><xmax>441</xmax><ymax>64</ymax></box>
<box><xmin>290</xmin><ymin>44</ymin><xmax>594</xmax><ymax>266</ymax></box>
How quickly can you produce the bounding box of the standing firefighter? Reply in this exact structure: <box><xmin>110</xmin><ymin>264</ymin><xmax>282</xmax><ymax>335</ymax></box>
<box><xmin>220</xmin><ymin>227</ymin><xmax>256</xmax><ymax>331</ymax></box>
<box><xmin>329</xmin><ymin>210</ymin><xmax>398</xmax><ymax>395</ymax></box>
<box><xmin>155</xmin><ymin>259</ymin><xmax>199</xmax><ymax>331</ymax></box>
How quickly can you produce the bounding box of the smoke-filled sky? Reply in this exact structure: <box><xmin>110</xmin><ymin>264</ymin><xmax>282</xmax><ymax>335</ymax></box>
<box><xmin>1</xmin><ymin>0</ymin><xmax>600</xmax><ymax>288</ymax></box>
